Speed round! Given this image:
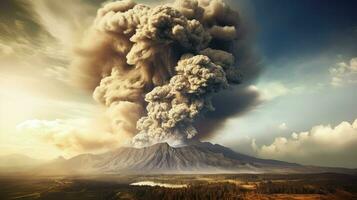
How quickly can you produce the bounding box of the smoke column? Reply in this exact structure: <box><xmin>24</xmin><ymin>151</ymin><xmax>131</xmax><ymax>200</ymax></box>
<box><xmin>71</xmin><ymin>0</ymin><xmax>257</xmax><ymax>147</ymax></box>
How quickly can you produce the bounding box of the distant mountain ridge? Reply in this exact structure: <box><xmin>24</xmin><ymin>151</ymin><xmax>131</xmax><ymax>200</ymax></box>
<box><xmin>0</xmin><ymin>154</ymin><xmax>43</xmax><ymax>172</ymax></box>
<box><xmin>34</xmin><ymin>141</ymin><xmax>356</xmax><ymax>175</ymax></box>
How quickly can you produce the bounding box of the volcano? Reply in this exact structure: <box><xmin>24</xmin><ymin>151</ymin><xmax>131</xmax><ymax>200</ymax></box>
<box><xmin>36</xmin><ymin>141</ymin><xmax>356</xmax><ymax>175</ymax></box>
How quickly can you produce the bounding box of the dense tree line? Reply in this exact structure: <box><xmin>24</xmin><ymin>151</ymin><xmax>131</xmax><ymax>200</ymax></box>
<box><xmin>256</xmin><ymin>181</ymin><xmax>334</xmax><ymax>195</ymax></box>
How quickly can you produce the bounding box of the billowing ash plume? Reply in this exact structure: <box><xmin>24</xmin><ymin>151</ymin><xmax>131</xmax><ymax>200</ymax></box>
<box><xmin>70</xmin><ymin>0</ymin><xmax>259</xmax><ymax>147</ymax></box>
<box><xmin>134</xmin><ymin>54</ymin><xmax>229</xmax><ymax>146</ymax></box>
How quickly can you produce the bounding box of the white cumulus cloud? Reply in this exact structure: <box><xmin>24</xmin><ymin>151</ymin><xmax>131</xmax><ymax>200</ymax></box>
<box><xmin>252</xmin><ymin>118</ymin><xmax>357</xmax><ymax>168</ymax></box>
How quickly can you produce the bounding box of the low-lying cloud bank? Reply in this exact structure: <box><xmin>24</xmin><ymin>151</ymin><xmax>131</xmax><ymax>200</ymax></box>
<box><xmin>252</xmin><ymin>118</ymin><xmax>357</xmax><ymax>168</ymax></box>
<box><xmin>16</xmin><ymin>117</ymin><xmax>357</xmax><ymax>168</ymax></box>
<box><xmin>16</xmin><ymin>118</ymin><xmax>126</xmax><ymax>155</ymax></box>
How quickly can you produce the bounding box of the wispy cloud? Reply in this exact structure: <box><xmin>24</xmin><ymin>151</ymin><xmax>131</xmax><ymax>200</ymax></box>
<box><xmin>16</xmin><ymin>117</ymin><xmax>129</xmax><ymax>157</ymax></box>
<box><xmin>30</xmin><ymin>0</ymin><xmax>96</xmax><ymax>50</ymax></box>
<box><xmin>250</xmin><ymin>81</ymin><xmax>311</xmax><ymax>102</ymax></box>
<box><xmin>0</xmin><ymin>42</ymin><xmax>14</xmax><ymax>57</ymax></box>
<box><xmin>252</xmin><ymin>82</ymin><xmax>290</xmax><ymax>101</ymax></box>
<box><xmin>278</xmin><ymin>123</ymin><xmax>288</xmax><ymax>131</ymax></box>
<box><xmin>329</xmin><ymin>57</ymin><xmax>357</xmax><ymax>87</ymax></box>
<box><xmin>0</xmin><ymin>0</ymin><xmax>98</xmax><ymax>84</ymax></box>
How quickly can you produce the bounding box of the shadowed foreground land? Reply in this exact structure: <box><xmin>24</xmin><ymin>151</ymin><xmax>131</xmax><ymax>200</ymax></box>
<box><xmin>0</xmin><ymin>173</ymin><xmax>357</xmax><ymax>200</ymax></box>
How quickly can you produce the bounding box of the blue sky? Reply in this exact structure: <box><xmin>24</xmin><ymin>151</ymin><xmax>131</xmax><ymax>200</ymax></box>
<box><xmin>251</xmin><ymin>0</ymin><xmax>357</xmax><ymax>130</ymax></box>
<box><xmin>211</xmin><ymin>0</ymin><xmax>357</xmax><ymax>167</ymax></box>
<box><xmin>254</xmin><ymin>0</ymin><xmax>357</xmax><ymax>61</ymax></box>
<box><xmin>257</xmin><ymin>1</ymin><xmax>355</xmax><ymax>109</ymax></box>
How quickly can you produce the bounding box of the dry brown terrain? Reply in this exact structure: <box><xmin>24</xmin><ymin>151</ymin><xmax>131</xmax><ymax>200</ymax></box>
<box><xmin>0</xmin><ymin>173</ymin><xmax>356</xmax><ymax>200</ymax></box>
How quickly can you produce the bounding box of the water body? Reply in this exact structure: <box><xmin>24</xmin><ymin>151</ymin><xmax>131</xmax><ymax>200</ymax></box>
<box><xmin>130</xmin><ymin>181</ymin><xmax>187</xmax><ymax>188</ymax></box>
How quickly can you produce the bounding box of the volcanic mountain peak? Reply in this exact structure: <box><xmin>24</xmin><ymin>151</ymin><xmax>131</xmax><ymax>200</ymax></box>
<box><xmin>31</xmin><ymin>141</ymin><xmax>356</xmax><ymax>175</ymax></box>
<box><xmin>144</xmin><ymin>142</ymin><xmax>171</xmax><ymax>151</ymax></box>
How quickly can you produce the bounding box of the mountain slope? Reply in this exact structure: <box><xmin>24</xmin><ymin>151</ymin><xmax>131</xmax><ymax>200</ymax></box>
<box><xmin>38</xmin><ymin>142</ymin><xmax>356</xmax><ymax>175</ymax></box>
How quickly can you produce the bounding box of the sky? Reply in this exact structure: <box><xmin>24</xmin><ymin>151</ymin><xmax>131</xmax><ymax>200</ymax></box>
<box><xmin>0</xmin><ymin>0</ymin><xmax>357</xmax><ymax>168</ymax></box>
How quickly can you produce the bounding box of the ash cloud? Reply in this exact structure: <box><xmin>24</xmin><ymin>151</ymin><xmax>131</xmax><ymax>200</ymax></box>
<box><xmin>71</xmin><ymin>0</ymin><xmax>261</xmax><ymax>147</ymax></box>
<box><xmin>194</xmin><ymin>85</ymin><xmax>261</xmax><ymax>139</ymax></box>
